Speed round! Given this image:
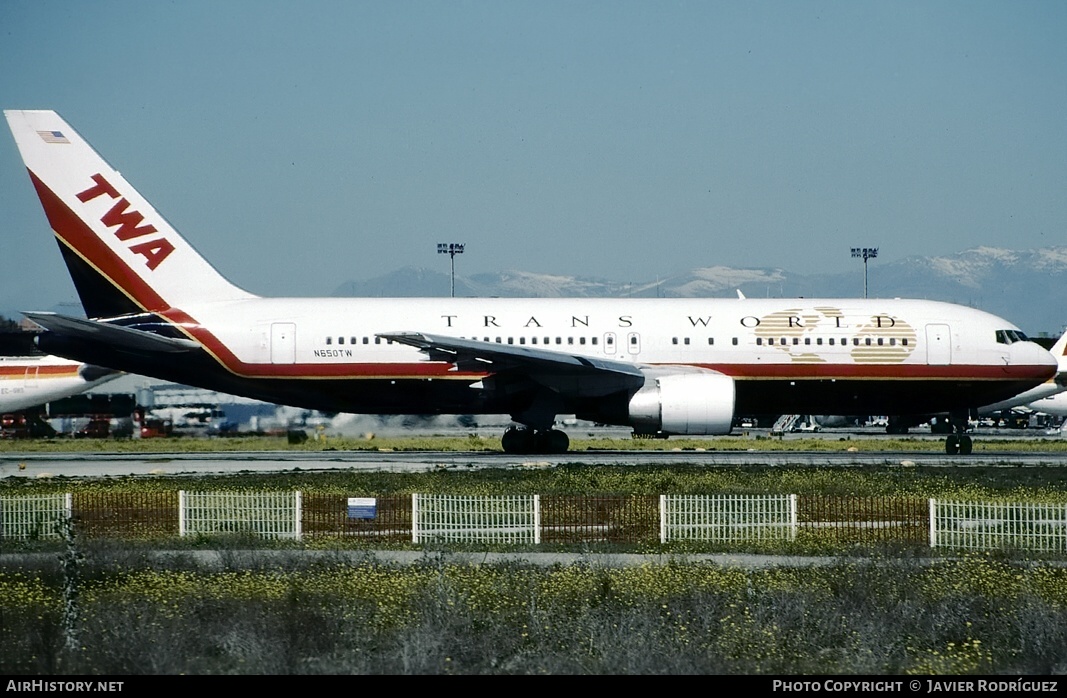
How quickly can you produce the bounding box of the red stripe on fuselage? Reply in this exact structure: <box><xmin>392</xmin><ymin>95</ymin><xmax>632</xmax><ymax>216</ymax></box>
<box><xmin>0</xmin><ymin>365</ymin><xmax>81</xmax><ymax>379</ymax></box>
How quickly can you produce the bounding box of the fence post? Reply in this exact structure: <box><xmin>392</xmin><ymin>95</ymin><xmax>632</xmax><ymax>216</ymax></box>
<box><xmin>533</xmin><ymin>494</ymin><xmax>541</xmax><ymax>545</ymax></box>
<box><xmin>659</xmin><ymin>494</ymin><xmax>667</xmax><ymax>544</ymax></box>
<box><xmin>928</xmin><ymin>498</ymin><xmax>936</xmax><ymax>549</ymax></box>
<box><xmin>411</xmin><ymin>493</ymin><xmax>419</xmax><ymax>544</ymax></box>
<box><xmin>789</xmin><ymin>493</ymin><xmax>798</xmax><ymax>541</ymax></box>
<box><xmin>295</xmin><ymin>491</ymin><xmax>302</xmax><ymax>541</ymax></box>
<box><xmin>179</xmin><ymin>490</ymin><xmax>186</xmax><ymax>538</ymax></box>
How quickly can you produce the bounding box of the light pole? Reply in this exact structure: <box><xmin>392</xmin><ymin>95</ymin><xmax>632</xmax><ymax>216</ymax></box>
<box><xmin>851</xmin><ymin>247</ymin><xmax>878</xmax><ymax>299</ymax></box>
<box><xmin>437</xmin><ymin>243</ymin><xmax>465</xmax><ymax>297</ymax></box>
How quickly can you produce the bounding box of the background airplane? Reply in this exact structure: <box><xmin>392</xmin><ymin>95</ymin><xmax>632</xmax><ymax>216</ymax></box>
<box><xmin>0</xmin><ymin>353</ymin><xmax>120</xmax><ymax>413</ymax></box>
<box><xmin>5</xmin><ymin>109</ymin><xmax>1057</xmax><ymax>454</ymax></box>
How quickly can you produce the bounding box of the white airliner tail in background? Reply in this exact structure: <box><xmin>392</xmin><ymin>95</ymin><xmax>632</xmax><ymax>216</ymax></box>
<box><xmin>5</xmin><ymin>109</ymin><xmax>1058</xmax><ymax>454</ymax></box>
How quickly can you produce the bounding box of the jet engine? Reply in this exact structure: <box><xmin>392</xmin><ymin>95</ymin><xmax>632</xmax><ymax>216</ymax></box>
<box><xmin>627</xmin><ymin>368</ymin><xmax>735</xmax><ymax>435</ymax></box>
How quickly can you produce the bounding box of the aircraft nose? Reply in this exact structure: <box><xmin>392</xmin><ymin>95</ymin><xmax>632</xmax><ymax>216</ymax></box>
<box><xmin>1008</xmin><ymin>341</ymin><xmax>1058</xmax><ymax>378</ymax></box>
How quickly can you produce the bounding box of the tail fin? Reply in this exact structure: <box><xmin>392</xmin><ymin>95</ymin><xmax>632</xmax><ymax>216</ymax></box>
<box><xmin>5</xmin><ymin>110</ymin><xmax>255</xmax><ymax>319</ymax></box>
<box><xmin>1051</xmin><ymin>330</ymin><xmax>1067</xmax><ymax>360</ymax></box>
<box><xmin>1050</xmin><ymin>330</ymin><xmax>1067</xmax><ymax>381</ymax></box>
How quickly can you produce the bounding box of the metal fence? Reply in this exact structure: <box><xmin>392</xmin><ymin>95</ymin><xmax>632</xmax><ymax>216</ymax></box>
<box><xmin>5</xmin><ymin>490</ymin><xmax>1065</xmax><ymax>552</ymax></box>
<box><xmin>660</xmin><ymin>494</ymin><xmax>797</xmax><ymax>543</ymax></box>
<box><xmin>0</xmin><ymin>493</ymin><xmax>71</xmax><ymax>540</ymax></box>
<box><xmin>930</xmin><ymin>499</ymin><xmax>1067</xmax><ymax>552</ymax></box>
<box><xmin>412</xmin><ymin>494</ymin><xmax>540</xmax><ymax>545</ymax></box>
<box><xmin>179</xmin><ymin>491</ymin><xmax>302</xmax><ymax>540</ymax></box>
<box><xmin>797</xmin><ymin>495</ymin><xmax>930</xmax><ymax>546</ymax></box>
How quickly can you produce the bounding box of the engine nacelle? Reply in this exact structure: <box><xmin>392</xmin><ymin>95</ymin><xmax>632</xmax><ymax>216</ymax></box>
<box><xmin>627</xmin><ymin>369</ymin><xmax>735</xmax><ymax>435</ymax></box>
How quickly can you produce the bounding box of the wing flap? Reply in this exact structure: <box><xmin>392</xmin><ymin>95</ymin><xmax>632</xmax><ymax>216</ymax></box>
<box><xmin>379</xmin><ymin>331</ymin><xmax>646</xmax><ymax>396</ymax></box>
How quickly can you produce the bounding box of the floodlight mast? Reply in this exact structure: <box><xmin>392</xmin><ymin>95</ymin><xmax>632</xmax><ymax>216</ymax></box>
<box><xmin>437</xmin><ymin>243</ymin><xmax>465</xmax><ymax>297</ymax></box>
<box><xmin>850</xmin><ymin>247</ymin><xmax>879</xmax><ymax>299</ymax></box>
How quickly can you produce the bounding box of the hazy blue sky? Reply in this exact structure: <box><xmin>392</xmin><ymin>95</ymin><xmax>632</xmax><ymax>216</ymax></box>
<box><xmin>2</xmin><ymin>0</ymin><xmax>1065</xmax><ymax>314</ymax></box>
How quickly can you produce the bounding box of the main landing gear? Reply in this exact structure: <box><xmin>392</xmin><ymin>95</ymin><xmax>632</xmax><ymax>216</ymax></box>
<box><xmin>943</xmin><ymin>411</ymin><xmax>973</xmax><ymax>456</ymax></box>
<box><xmin>501</xmin><ymin>426</ymin><xmax>570</xmax><ymax>454</ymax></box>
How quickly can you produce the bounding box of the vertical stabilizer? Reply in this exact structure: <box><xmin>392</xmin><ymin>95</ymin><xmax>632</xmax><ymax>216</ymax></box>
<box><xmin>5</xmin><ymin>110</ymin><xmax>256</xmax><ymax>318</ymax></box>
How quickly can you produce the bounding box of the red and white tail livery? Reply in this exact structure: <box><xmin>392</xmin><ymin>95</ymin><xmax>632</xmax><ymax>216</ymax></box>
<box><xmin>6</xmin><ymin>109</ymin><xmax>1057</xmax><ymax>454</ymax></box>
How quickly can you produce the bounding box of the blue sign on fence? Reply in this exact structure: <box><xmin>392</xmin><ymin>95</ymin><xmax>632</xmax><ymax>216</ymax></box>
<box><xmin>347</xmin><ymin>497</ymin><xmax>377</xmax><ymax>520</ymax></box>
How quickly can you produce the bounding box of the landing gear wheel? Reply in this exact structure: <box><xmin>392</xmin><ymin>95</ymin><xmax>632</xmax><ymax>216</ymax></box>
<box><xmin>501</xmin><ymin>427</ymin><xmax>571</xmax><ymax>454</ymax></box>
<box><xmin>542</xmin><ymin>429</ymin><xmax>570</xmax><ymax>454</ymax></box>
<box><xmin>945</xmin><ymin>433</ymin><xmax>960</xmax><ymax>455</ymax></box>
<box><xmin>958</xmin><ymin>434</ymin><xmax>973</xmax><ymax>455</ymax></box>
<box><xmin>501</xmin><ymin>426</ymin><xmax>533</xmax><ymax>454</ymax></box>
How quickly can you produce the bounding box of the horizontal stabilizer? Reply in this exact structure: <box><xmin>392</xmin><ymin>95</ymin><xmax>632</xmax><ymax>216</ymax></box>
<box><xmin>23</xmin><ymin>312</ymin><xmax>200</xmax><ymax>354</ymax></box>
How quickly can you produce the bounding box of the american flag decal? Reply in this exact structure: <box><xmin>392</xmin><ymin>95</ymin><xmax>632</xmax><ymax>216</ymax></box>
<box><xmin>37</xmin><ymin>130</ymin><xmax>70</xmax><ymax>144</ymax></box>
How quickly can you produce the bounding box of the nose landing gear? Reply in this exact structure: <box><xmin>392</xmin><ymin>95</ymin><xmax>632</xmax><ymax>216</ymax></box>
<box><xmin>944</xmin><ymin>412</ymin><xmax>973</xmax><ymax>455</ymax></box>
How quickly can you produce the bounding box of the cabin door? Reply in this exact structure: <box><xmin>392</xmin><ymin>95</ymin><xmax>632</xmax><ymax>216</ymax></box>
<box><xmin>271</xmin><ymin>323</ymin><xmax>297</xmax><ymax>364</ymax></box>
<box><xmin>925</xmin><ymin>324</ymin><xmax>951</xmax><ymax>365</ymax></box>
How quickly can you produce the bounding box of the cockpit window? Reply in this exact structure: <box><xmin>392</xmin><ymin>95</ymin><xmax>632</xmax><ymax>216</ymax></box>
<box><xmin>996</xmin><ymin>329</ymin><xmax>1029</xmax><ymax>345</ymax></box>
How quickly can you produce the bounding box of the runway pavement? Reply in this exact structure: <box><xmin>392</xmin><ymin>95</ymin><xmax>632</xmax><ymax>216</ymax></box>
<box><xmin>2</xmin><ymin>446</ymin><xmax>1066</xmax><ymax>478</ymax></box>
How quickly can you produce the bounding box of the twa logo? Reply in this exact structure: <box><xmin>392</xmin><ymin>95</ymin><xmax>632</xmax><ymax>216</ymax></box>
<box><xmin>76</xmin><ymin>173</ymin><xmax>175</xmax><ymax>270</ymax></box>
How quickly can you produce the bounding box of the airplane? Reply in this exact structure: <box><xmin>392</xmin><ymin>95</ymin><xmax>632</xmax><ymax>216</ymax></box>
<box><xmin>0</xmin><ymin>353</ymin><xmax>120</xmax><ymax>413</ymax></box>
<box><xmin>1019</xmin><ymin>391</ymin><xmax>1067</xmax><ymax>420</ymax></box>
<box><xmin>4</xmin><ymin>109</ymin><xmax>1058</xmax><ymax>454</ymax></box>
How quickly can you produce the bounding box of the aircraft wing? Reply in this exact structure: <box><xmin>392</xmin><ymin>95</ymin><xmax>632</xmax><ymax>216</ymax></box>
<box><xmin>23</xmin><ymin>312</ymin><xmax>200</xmax><ymax>354</ymax></box>
<box><xmin>379</xmin><ymin>331</ymin><xmax>647</xmax><ymax>397</ymax></box>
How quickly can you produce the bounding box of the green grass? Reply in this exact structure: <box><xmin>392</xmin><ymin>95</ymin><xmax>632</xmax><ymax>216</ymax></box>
<box><xmin>3</xmin><ymin>432</ymin><xmax>1067</xmax><ymax>453</ymax></box>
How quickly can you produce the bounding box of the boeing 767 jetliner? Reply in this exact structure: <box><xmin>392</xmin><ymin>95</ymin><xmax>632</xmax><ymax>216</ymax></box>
<box><xmin>5</xmin><ymin>110</ymin><xmax>1057</xmax><ymax>454</ymax></box>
